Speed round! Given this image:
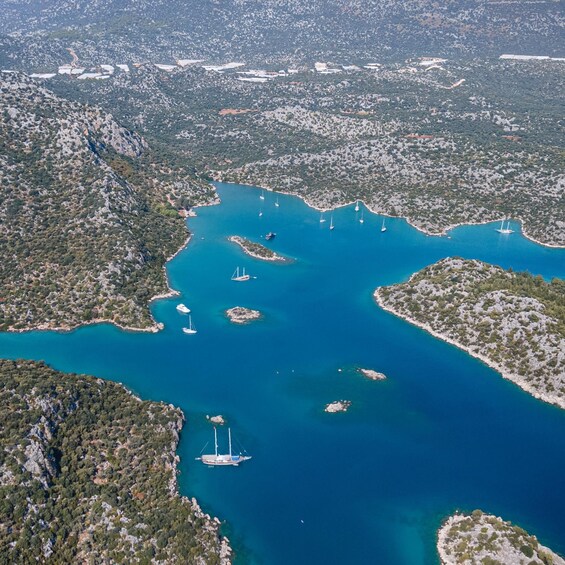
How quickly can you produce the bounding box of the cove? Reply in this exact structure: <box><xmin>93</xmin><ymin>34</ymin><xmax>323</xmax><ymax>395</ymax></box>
<box><xmin>1</xmin><ymin>182</ymin><xmax>564</xmax><ymax>564</ymax></box>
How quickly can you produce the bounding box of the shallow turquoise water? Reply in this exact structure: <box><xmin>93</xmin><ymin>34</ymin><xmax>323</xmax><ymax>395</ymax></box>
<box><xmin>1</xmin><ymin>183</ymin><xmax>564</xmax><ymax>564</ymax></box>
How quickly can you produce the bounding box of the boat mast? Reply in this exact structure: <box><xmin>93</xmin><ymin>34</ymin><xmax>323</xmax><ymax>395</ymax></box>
<box><xmin>214</xmin><ymin>427</ymin><xmax>218</xmax><ymax>457</ymax></box>
<box><xmin>228</xmin><ymin>428</ymin><xmax>232</xmax><ymax>458</ymax></box>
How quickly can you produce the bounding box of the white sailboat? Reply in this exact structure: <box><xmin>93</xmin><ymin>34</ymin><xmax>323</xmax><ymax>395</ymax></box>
<box><xmin>495</xmin><ymin>220</ymin><xmax>514</xmax><ymax>234</ymax></box>
<box><xmin>354</xmin><ymin>200</ymin><xmax>360</xmax><ymax>212</ymax></box>
<box><xmin>182</xmin><ymin>315</ymin><xmax>197</xmax><ymax>334</ymax></box>
<box><xmin>381</xmin><ymin>218</ymin><xmax>387</xmax><ymax>232</ymax></box>
<box><xmin>196</xmin><ymin>427</ymin><xmax>252</xmax><ymax>467</ymax></box>
<box><xmin>359</xmin><ymin>210</ymin><xmax>364</xmax><ymax>224</ymax></box>
<box><xmin>232</xmin><ymin>267</ymin><xmax>251</xmax><ymax>282</ymax></box>
<box><xmin>259</xmin><ymin>209</ymin><xmax>263</xmax><ymax>217</ymax></box>
<box><xmin>275</xmin><ymin>196</ymin><xmax>280</xmax><ymax>207</ymax></box>
<box><xmin>176</xmin><ymin>303</ymin><xmax>191</xmax><ymax>314</ymax></box>
<box><xmin>320</xmin><ymin>212</ymin><xmax>326</xmax><ymax>223</ymax></box>
<box><xmin>259</xmin><ymin>190</ymin><xmax>265</xmax><ymax>200</ymax></box>
<box><xmin>330</xmin><ymin>214</ymin><xmax>335</xmax><ymax>230</ymax></box>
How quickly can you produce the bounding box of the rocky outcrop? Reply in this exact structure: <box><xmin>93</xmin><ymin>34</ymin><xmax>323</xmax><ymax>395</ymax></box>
<box><xmin>225</xmin><ymin>306</ymin><xmax>263</xmax><ymax>324</ymax></box>
<box><xmin>325</xmin><ymin>400</ymin><xmax>351</xmax><ymax>413</ymax></box>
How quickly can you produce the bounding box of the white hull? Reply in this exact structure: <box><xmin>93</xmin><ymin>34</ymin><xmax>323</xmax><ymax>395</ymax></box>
<box><xmin>199</xmin><ymin>455</ymin><xmax>252</xmax><ymax>466</ymax></box>
<box><xmin>232</xmin><ymin>275</ymin><xmax>250</xmax><ymax>282</ymax></box>
<box><xmin>198</xmin><ymin>428</ymin><xmax>251</xmax><ymax>466</ymax></box>
<box><xmin>183</xmin><ymin>315</ymin><xmax>197</xmax><ymax>334</ymax></box>
<box><xmin>176</xmin><ymin>304</ymin><xmax>191</xmax><ymax>314</ymax></box>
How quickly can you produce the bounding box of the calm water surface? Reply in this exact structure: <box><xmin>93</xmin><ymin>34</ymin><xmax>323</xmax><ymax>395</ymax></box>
<box><xmin>1</xmin><ymin>183</ymin><xmax>564</xmax><ymax>564</ymax></box>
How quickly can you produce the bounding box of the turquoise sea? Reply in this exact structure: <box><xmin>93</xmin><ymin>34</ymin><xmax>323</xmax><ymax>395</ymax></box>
<box><xmin>1</xmin><ymin>182</ymin><xmax>564</xmax><ymax>564</ymax></box>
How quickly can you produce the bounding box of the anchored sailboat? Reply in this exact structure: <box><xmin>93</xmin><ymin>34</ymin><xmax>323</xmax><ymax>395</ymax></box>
<box><xmin>196</xmin><ymin>427</ymin><xmax>252</xmax><ymax>466</ymax></box>
<box><xmin>259</xmin><ymin>190</ymin><xmax>265</xmax><ymax>200</ymax></box>
<box><xmin>176</xmin><ymin>303</ymin><xmax>191</xmax><ymax>314</ymax></box>
<box><xmin>330</xmin><ymin>214</ymin><xmax>335</xmax><ymax>230</ymax></box>
<box><xmin>182</xmin><ymin>315</ymin><xmax>197</xmax><ymax>334</ymax></box>
<box><xmin>320</xmin><ymin>212</ymin><xmax>326</xmax><ymax>223</ymax></box>
<box><xmin>495</xmin><ymin>220</ymin><xmax>514</xmax><ymax>234</ymax></box>
<box><xmin>232</xmin><ymin>267</ymin><xmax>251</xmax><ymax>281</ymax></box>
<box><xmin>275</xmin><ymin>196</ymin><xmax>280</xmax><ymax>207</ymax></box>
<box><xmin>359</xmin><ymin>210</ymin><xmax>364</xmax><ymax>224</ymax></box>
<box><xmin>354</xmin><ymin>200</ymin><xmax>360</xmax><ymax>212</ymax></box>
<box><xmin>381</xmin><ymin>218</ymin><xmax>387</xmax><ymax>232</ymax></box>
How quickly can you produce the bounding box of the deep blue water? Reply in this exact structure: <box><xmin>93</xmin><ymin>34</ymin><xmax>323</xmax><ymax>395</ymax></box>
<box><xmin>1</xmin><ymin>183</ymin><xmax>564</xmax><ymax>564</ymax></box>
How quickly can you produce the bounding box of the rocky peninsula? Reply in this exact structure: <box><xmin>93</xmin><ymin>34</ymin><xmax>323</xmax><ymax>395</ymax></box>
<box><xmin>0</xmin><ymin>359</ymin><xmax>231</xmax><ymax>564</ymax></box>
<box><xmin>437</xmin><ymin>510</ymin><xmax>564</xmax><ymax>565</ymax></box>
<box><xmin>229</xmin><ymin>235</ymin><xmax>289</xmax><ymax>262</ymax></box>
<box><xmin>225</xmin><ymin>306</ymin><xmax>263</xmax><ymax>325</ymax></box>
<box><xmin>376</xmin><ymin>258</ymin><xmax>565</xmax><ymax>409</ymax></box>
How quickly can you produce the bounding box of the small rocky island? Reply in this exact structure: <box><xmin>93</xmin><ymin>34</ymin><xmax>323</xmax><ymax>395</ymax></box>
<box><xmin>207</xmin><ymin>415</ymin><xmax>226</xmax><ymax>425</ymax></box>
<box><xmin>225</xmin><ymin>306</ymin><xmax>263</xmax><ymax>324</ymax></box>
<box><xmin>229</xmin><ymin>235</ymin><xmax>289</xmax><ymax>262</ymax></box>
<box><xmin>358</xmin><ymin>368</ymin><xmax>387</xmax><ymax>381</ymax></box>
<box><xmin>0</xmin><ymin>359</ymin><xmax>230</xmax><ymax>564</ymax></box>
<box><xmin>376</xmin><ymin>258</ymin><xmax>565</xmax><ymax>409</ymax></box>
<box><xmin>437</xmin><ymin>510</ymin><xmax>565</xmax><ymax>565</ymax></box>
<box><xmin>325</xmin><ymin>400</ymin><xmax>352</xmax><ymax>413</ymax></box>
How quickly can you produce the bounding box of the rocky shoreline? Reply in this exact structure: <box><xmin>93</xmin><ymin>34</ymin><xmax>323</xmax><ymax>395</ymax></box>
<box><xmin>0</xmin><ymin>360</ymin><xmax>232</xmax><ymax>563</ymax></box>
<box><xmin>374</xmin><ymin>260</ymin><xmax>565</xmax><ymax>410</ymax></box>
<box><xmin>437</xmin><ymin>510</ymin><xmax>564</xmax><ymax>565</ymax></box>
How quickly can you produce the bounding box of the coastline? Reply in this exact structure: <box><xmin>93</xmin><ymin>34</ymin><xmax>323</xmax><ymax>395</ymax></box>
<box><xmin>436</xmin><ymin>515</ymin><xmax>455</xmax><ymax>565</ymax></box>
<box><xmin>437</xmin><ymin>512</ymin><xmax>565</xmax><ymax>565</ymax></box>
<box><xmin>169</xmin><ymin>406</ymin><xmax>232</xmax><ymax>563</ymax></box>
<box><xmin>373</xmin><ymin>287</ymin><xmax>565</xmax><ymax>411</ymax></box>
<box><xmin>6</xmin><ymin>226</ymin><xmax>194</xmax><ymax>334</ymax></box>
<box><xmin>214</xmin><ymin>180</ymin><xmax>565</xmax><ymax>249</ymax></box>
